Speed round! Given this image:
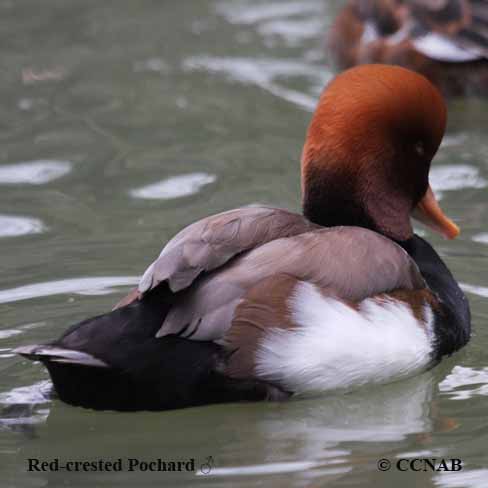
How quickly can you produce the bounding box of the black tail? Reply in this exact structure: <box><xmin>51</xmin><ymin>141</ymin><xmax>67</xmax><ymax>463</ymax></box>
<box><xmin>15</xmin><ymin>286</ymin><xmax>286</xmax><ymax>411</ymax></box>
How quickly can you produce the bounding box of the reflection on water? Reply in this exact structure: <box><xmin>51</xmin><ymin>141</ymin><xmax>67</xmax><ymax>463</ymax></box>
<box><xmin>204</xmin><ymin>460</ymin><xmax>340</xmax><ymax>477</ymax></box>
<box><xmin>439</xmin><ymin>366</ymin><xmax>488</xmax><ymax>400</ymax></box>
<box><xmin>440</xmin><ymin>133</ymin><xmax>469</xmax><ymax>148</ymax></box>
<box><xmin>130</xmin><ymin>173</ymin><xmax>216</xmax><ymax>200</ymax></box>
<box><xmin>472</xmin><ymin>233</ymin><xmax>488</xmax><ymax>244</ymax></box>
<box><xmin>256</xmin><ymin>18</ymin><xmax>325</xmax><ymax>47</ymax></box>
<box><xmin>216</xmin><ymin>1</ymin><xmax>324</xmax><ymax>25</ymax></box>
<box><xmin>0</xmin><ymin>215</ymin><xmax>46</xmax><ymax>237</ymax></box>
<box><xmin>5</xmin><ymin>372</ymin><xmax>439</xmax><ymax>485</ymax></box>
<box><xmin>0</xmin><ymin>381</ymin><xmax>51</xmax><ymax>409</ymax></box>
<box><xmin>0</xmin><ymin>276</ymin><xmax>139</xmax><ymax>304</ymax></box>
<box><xmin>0</xmin><ymin>381</ymin><xmax>51</xmax><ymax>436</ymax></box>
<box><xmin>460</xmin><ymin>283</ymin><xmax>488</xmax><ymax>299</ymax></box>
<box><xmin>0</xmin><ymin>160</ymin><xmax>72</xmax><ymax>185</ymax></box>
<box><xmin>133</xmin><ymin>58</ymin><xmax>170</xmax><ymax>74</ymax></box>
<box><xmin>184</xmin><ymin>56</ymin><xmax>330</xmax><ymax>110</ymax></box>
<box><xmin>0</xmin><ymin>330</ymin><xmax>23</xmax><ymax>340</ymax></box>
<box><xmin>435</xmin><ymin>469</ymin><xmax>488</xmax><ymax>488</ymax></box>
<box><xmin>429</xmin><ymin>165</ymin><xmax>487</xmax><ymax>201</ymax></box>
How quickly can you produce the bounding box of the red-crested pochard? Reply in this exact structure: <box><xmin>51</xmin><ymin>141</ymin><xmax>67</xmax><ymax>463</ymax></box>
<box><xmin>15</xmin><ymin>65</ymin><xmax>471</xmax><ymax>411</ymax></box>
<box><xmin>328</xmin><ymin>0</ymin><xmax>488</xmax><ymax>96</ymax></box>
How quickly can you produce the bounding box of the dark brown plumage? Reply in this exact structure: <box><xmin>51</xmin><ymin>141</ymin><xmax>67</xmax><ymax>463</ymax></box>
<box><xmin>328</xmin><ymin>0</ymin><xmax>488</xmax><ymax>96</ymax></box>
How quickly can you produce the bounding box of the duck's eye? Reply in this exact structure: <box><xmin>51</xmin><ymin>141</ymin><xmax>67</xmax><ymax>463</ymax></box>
<box><xmin>414</xmin><ymin>141</ymin><xmax>425</xmax><ymax>157</ymax></box>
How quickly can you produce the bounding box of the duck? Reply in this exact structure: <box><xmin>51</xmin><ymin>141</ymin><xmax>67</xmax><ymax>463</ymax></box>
<box><xmin>328</xmin><ymin>0</ymin><xmax>488</xmax><ymax>96</ymax></box>
<box><xmin>14</xmin><ymin>65</ymin><xmax>471</xmax><ymax>411</ymax></box>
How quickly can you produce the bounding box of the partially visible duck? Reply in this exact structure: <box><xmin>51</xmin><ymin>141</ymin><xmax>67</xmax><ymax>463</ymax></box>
<box><xmin>15</xmin><ymin>65</ymin><xmax>470</xmax><ymax>411</ymax></box>
<box><xmin>328</xmin><ymin>0</ymin><xmax>488</xmax><ymax>96</ymax></box>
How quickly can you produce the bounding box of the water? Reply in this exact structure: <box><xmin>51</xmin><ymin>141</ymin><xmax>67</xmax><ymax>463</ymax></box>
<box><xmin>0</xmin><ymin>0</ymin><xmax>487</xmax><ymax>486</ymax></box>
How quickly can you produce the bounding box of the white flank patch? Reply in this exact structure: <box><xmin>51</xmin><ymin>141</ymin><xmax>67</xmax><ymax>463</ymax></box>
<box><xmin>412</xmin><ymin>33</ymin><xmax>483</xmax><ymax>62</ymax></box>
<box><xmin>255</xmin><ymin>283</ymin><xmax>434</xmax><ymax>395</ymax></box>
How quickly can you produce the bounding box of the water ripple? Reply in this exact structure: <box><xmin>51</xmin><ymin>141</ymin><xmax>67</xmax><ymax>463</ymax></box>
<box><xmin>197</xmin><ymin>460</ymin><xmax>341</xmax><ymax>477</ymax></box>
<box><xmin>133</xmin><ymin>57</ymin><xmax>169</xmax><ymax>73</ymax></box>
<box><xmin>216</xmin><ymin>1</ymin><xmax>323</xmax><ymax>25</ymax></box>
<box><xmin>439</xmin><ymin>366</ymin><xmax>488</xmax><ymax>400</ymax></box>
<box><xmin>460</xmin><ymin>283</ymin><xmax>488</xmax><ymax>298</ymax></box>
<box><xmin>130</xmin><ymin>173</ymin><xmax>216</xmax><ymax>200</ymax></box>
<box><xmin>472</xmin><ymin>233</ymin><xmax>488</xmax><ymax>245</ymax></box>
<box><xmin>0</xmin><ymin>276</ymin><xmax>139</xmax><ymax>304</ymax></box>
<box><xmin>257</xmin><ymin>18</ymin><xmax>326</xmax><ymax>46</ymax></box>
<box><xmin>0</xmin><ymin>381</ymin><xmax>52</xmax><ymax>406</ymax></box>
<box><xmin>0</xmin><ymin>160</ymin><xmax>72</xmax><ymax>185</ymax></box>
<box><xmin>435</xmin><ymin>468</ymin><xmax>488</xmax><ymax>487</ymax></box>
<box><xmin>0</xmin><ymin>329</ymin><xmax>23</xmax><ymax>340</ymax></box>
<box><xmin>184</xmin><ymin>56</ymin><xmax>330</xmax><ymax>110</ymax></box>
<box><xmin>0</xmin><ymin>215</ymin><xmax>46</xmax><ymax>238</ymax></box>
<box><xmin>440</xmin><ymin>133</ymin><xmax>468</xmax><ymax>148</ymax></box>
<box><xmin>429</xmin><ymin>165</ymin><xmax>487</xmax><ymax>200</ymax></box>
<box><xmin>0</xmin><ymin>322</ymin><xmax>46</xmax><ymax>343</ymax></box>
<box><xmin>0</xmin><ymin>381</ymin><xmax>52</xmax><ymax>430</ymax></box>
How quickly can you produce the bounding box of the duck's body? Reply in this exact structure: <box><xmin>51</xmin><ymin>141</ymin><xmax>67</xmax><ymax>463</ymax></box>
<box><xmin>15</xmin><ymin>65</ymin><xmax>471</xmax><ymax>411</ymax></box>
<box><xmin>16</xmin><ymin>212</ymin><xmax>470</xmax><ymax>411</ymax></box>
<box><xmin>328</xmin><ymin>0</ymin><xmax>488</xmax><ymax>96</ymax></box>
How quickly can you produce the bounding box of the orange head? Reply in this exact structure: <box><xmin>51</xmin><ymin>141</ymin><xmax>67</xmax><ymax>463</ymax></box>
<box><xmin>301</xmin><ymin>64</ymin><xmax>459</xmax><ymax>242</ymax></box>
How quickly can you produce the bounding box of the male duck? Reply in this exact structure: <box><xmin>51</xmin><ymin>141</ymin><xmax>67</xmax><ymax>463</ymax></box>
<box><xmin>15</xmin><ymin>65</ymin><xmax>471</xmax><ymax>411</ymax></box>
<box><xmin>328</xmin><ymin>0</ymin><xmax>488</xmax><ymax>96</ymax></box>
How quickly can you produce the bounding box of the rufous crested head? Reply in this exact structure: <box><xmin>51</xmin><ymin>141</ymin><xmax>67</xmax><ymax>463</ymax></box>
<box><xmin>301</xmin><ymin>64</ymin><xmax>459</xmax><ymax>241</ymax></box>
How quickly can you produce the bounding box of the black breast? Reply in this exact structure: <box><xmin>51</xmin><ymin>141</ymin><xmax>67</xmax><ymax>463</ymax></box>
<box><xmin>400</xmin><ymin>234</ymin><xmax>471</xmax><ymax>359</ymax></box>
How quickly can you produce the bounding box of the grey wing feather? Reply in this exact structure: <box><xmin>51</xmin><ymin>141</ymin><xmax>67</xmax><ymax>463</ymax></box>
<box><xmin>138</xmin><ymin>207</ymin><xmax>318</xmax><ymax>294</ymax></box>
<box><xmin>157</xmin><ymin>226</ymin><xmax>426</xmax><ymax>342</ymax></box>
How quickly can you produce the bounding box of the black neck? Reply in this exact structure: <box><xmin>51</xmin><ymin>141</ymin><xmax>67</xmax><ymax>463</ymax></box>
<box><xmin>303</xmin><ymin>198</ymin><xmax>376</xmax><ymax>230</ymax></box>
<box><xmin>302</xmin><ymin>175</ymin><xmax>378</xmax><ymax>232</ymax></box>
<box><xmin>398</xmin><ymin>235</ymin><xmax>471</xmax><ymax>358</ymax></box>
